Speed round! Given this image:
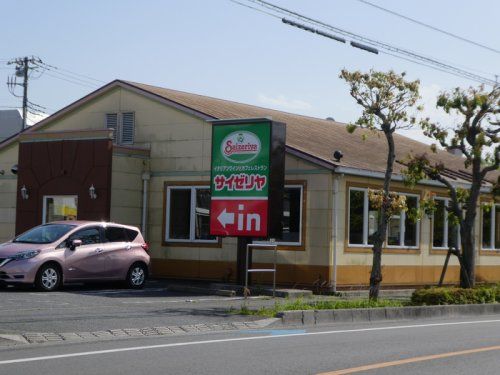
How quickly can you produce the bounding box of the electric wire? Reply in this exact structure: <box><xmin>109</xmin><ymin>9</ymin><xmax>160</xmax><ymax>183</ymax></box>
<box><xmin>355</xmin><ymin>0</ymin><xmax>500</xmax><ymax>55</ymax></box>
<box><xmin>32</xmin><ymin>61</ymin><xmax>100</xmax><ymax>87</ymax></box>
<box><xmin>43</xmin><ymin>71</ymin><xmax>98</xmax><ymax>89</ymax></box>
<box><xmin>234</xmin><ymin>0</ymin><xmax>497</xmax><ymax>86</ymax></box>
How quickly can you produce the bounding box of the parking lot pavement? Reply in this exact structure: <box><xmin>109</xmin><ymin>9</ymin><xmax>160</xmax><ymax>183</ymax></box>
<box><xmin>0</xmin><ymin>280</ymin><xmax>277</xmax><ymax>341</ymax></box>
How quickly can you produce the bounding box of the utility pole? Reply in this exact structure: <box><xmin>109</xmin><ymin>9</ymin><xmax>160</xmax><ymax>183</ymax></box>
<box><xmin>22</xmin><ymin>57</ymin><xmax>29</xmax><ymax>130</ymax></box>
<box><xmin>6</xmin><ymin>56</ymin><xmax>43</xmax><ymax>130</ymax></box>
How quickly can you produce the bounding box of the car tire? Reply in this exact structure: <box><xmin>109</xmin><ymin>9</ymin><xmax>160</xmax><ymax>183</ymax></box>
<box><xmin>126</xmin><ymin>263</ymin><xmax>147</xmax><ymax>289</ymax></box>
<box><xmin>36</xmin><ymin>264</ymin><xmax>62</xmax><ymax>292</ymax></box>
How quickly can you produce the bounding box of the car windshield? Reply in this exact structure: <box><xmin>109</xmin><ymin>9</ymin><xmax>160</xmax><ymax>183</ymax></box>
<box><xmin>13</xmin><ymin>224</ymin><xmax>76</xmax><ymax>244</ymax></box>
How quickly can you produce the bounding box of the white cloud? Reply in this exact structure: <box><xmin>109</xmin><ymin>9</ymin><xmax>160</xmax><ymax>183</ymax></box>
<box><xmin>257</xmin><ymin>93</ymin><xmax>312</xmax><ymax>111</ymax></box>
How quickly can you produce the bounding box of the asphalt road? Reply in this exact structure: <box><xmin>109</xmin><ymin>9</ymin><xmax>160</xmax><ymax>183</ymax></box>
<box><xmin>1</xmin><ymin>316</ymin><xmax>500</xmax><ymax>374</ymax></box>
<box><xmin>0</xmin><ymin>280</ymin><xmax>273</xmax><ymax>334</ymax></box>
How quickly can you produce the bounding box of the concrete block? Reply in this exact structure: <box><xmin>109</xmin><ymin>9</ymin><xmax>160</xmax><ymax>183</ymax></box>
<box><xmin>459</xmin><ymin>304</ymin><xmax>486</xmax><ymax>316</ymax></box>
<box><xmin>302</xmin><ymin>310</ymin><xmax>315</xmax><ymax>325</ymax></box>
<box><xmin>482</xmin><ymin>304</ymin><xmax>496</xmax><ymax>314</ymax></box>
<box><xmin>385</xmin><ymin>307</ymin><xmax>405</xmax><ymax>320</ymax></box>
<box><xmin>414</xmin><ymin>305</ymin><xmax>444</xmax><ymax>319</ymax></box>
<box><xmin>492</xmin><ymin>304</ymin><xmax>500</xmax><ymax>314</ymax></box>
<box><xmin>280</xmin><ymin>310</ymin><xmax>303</xmax><ymax>325</ymax></box>
<box><xmin>351</xmin><ymin>308</ymin><xmax>371</xmax><ymax>322</ymax></box>
<box><xmin>442</xmin><ymin>305</ymin><xmax>459</xmax><ymax>317</ymax></box>
<box><xmin>214</xmin><ymin>289</ymin><xmax>236</xmax><ymax>297</ymax></box>
<box><xmin>315</xmin><ymin>310</ymin><xmax>335</xmax><ymax>324</ymax></box>
<box><xmin>333</xmin><ymin>309</ymin><xmax>353</xmax><ymax>322</ymax></box>
<box><xmin>402</xmin><ymin>306</ymin><xmax>419</xmax><ymax>319</ymax></box>
<box><xmin>369</xmin><ymin>308</ymin><xmax>387</xmax><ymax>321</ymax></box>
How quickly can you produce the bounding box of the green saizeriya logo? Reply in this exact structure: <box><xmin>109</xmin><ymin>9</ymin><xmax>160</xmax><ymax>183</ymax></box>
<box><xmin>221</xmin><ymin>131</ymin><xmax>261</xmax><ymax>163</ymax></box>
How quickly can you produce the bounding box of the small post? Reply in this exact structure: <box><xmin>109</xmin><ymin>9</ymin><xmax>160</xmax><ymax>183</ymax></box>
<box><xmin>438</xmin><ymin>249</ymin><xmax>452</xmax><ymax>287</ymax></box>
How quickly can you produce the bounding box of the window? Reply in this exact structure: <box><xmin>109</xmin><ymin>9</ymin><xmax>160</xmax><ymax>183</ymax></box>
<box><xmin>104</xmin><ymin>227</ymin><xmax>128</xmax><ymax>243</ymax></box>
<box><xmin>165</xmin><ymin>186</ymin><xmax>216</xmax><ymax>243</ymax></box>
<box><xmin>277</xmin><ymin>186</ymin><xmax>303</xmax><ymax>245</ymax></box>
<box><xmin>432</xmin><ymin>198</ymin><xmax>460</xmax><ymax>249</ymax></box>
<box><xmin>68</xmin><ymin>227</ymin><xmax>101</xmax><ymax>246</ymax></box>
<box><xmin>42</xmin><ymin>196</ymin><xmax>78</xmax><ymax>224</ymax></box>
<box><xmin>256</xmin><ymin>185</ymin><xmax>304</xmax><ymax>246</ymax></box>
<box><xmin>106</xmin><ymin>112</ymin><xmax>135</xmax><ymax>145</ymax></box>
<box><xmin>348</xmin><ymin>187</ymin><xmax>419</xmax><ymax>248</ymax></box>
<box><xmin>482</xmin><ymin>204</ymin><xmax>500</xmax><ymax>250</ymax></box>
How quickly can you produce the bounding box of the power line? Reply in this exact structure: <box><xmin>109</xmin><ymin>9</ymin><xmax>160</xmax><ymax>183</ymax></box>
<box><xmin>355</xmin><ymin>0</ymin><xmax>500</xmax><ymax>55</ymax></box>
<box><xmin>34</xmin><ymin>60</ymin><xmax>103</xmax><ymax>85</ymax></box>
<box><xmin>233</xmin><ymin>0</ymin><xmax>497</xmax><ymax>86</ymax></box>
<box><xmin>43</xmin><ymin>71</ymin><xmax>98</xmax><ymax>89</ymax></box>
<box><xmin>34</xmin><ymin>63</ymin><xmax>100</xmax><ymax>87</ymax></box>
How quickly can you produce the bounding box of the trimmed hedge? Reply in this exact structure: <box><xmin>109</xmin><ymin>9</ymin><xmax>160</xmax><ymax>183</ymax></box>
<box><xmin>411</xmin><ymin>286</ymin><xmax>500</xmax><ymax>306</ymax></box>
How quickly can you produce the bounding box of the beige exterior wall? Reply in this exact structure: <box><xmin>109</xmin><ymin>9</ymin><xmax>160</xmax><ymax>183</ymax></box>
<box><xmin>110</xmin><ymin>154</ymin><xmax>146</xmax><ymax>228</ymax></box>
<box><xmin>335</xmin><ymin>174</ymin><xmax>500</xmax><ymax>286</ymax></box>
<box><xmin>0</xmin><ymin>84</ymin><xmax>498</xmax><ymax>286</ymax></box>
<box><xmin>0</xmin><ymin>143</ymin><xmax>18</xmax><ymax>242</ymax></box>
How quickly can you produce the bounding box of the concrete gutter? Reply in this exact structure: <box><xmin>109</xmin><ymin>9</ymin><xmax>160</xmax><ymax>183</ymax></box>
<box><xmin>277</xmin><ymin>304</ymin><xmax>500</xmax><ymax>326</ymax></box>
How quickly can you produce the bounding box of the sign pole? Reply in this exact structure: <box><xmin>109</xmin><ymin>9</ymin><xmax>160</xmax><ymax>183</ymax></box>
<box><xmin>237</xmin><ymin>236</ymin><xmax>252</xmax><ymax>285</ymax></box>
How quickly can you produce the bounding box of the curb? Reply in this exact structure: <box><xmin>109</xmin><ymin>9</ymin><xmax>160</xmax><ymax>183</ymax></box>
<box><xmin>11</xmin><ymin>318</ymin><xmax>278</xmax><ymax>345</ymax></box>
<box><xmin>277</xmin><ymin>303</ymin><xmax>500</xmax><ymax>325</ymax></box>
<box><xmin>167</xmin><ymin>285</ymin><xmax>236</xmax><ymax>297</ymax></box>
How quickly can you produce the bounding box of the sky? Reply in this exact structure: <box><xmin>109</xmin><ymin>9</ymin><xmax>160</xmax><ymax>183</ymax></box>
<box><xmin>1</xmin><ymin>0</ymin><xmax>499</xmax><ymax>144</ymax></box>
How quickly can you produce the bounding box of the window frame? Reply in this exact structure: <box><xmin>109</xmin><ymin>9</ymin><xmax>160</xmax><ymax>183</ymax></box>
<box><xmin>42</xmin><ymin>195</ymin><xmax>78</xmax><ymax>224</ymax></box>
<box><xmin>481</xmin><ymin>203</ymin><xmax>500</xmax><ymax>251</ymax></box>
<box><xmin>347</xmin><ymin>187</ymin><xmax>420</xmax><ymax>250</ymax></box>
<box><xmin>253</xmin><ymin>183</ymin><xmax>305</xmax><ymax>249</ymax></box>
<box><xmin>163</xmin><ymin>182</ymin><xmax>220</xmax><ymax>247</ymax></box>
<box><xmin>431</xmin><ymin>197</ymin><xmax>461</xmax><ymax>251</ymax></box>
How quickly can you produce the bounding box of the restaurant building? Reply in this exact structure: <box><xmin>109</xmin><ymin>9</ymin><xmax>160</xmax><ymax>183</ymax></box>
<box><xmin>0</xmin><ymin>80</ymin><xmax>498</xmax><ymax>287</ymax></box>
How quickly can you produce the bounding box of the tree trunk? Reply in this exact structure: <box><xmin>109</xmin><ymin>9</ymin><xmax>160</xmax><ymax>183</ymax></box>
<box><xmin>369</xmin><ymin>129</ymin><xmax>395</xmax><ymax>300</ymax></box>
<box><xmin>460</xmin><ymin>223</ymin><xmax>475</xmax><ymax>288</ymax></box>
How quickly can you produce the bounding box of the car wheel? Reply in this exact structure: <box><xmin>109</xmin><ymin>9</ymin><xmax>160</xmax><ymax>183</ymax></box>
<box><xmin>127</xmin><ymin>263</ymin><xmax>147</xmax><ymax>289</ymax></box>
<box><xmin>36</xmin><ymin>264</ymin><xmax>61</xmax><ymax>292</ymax></box>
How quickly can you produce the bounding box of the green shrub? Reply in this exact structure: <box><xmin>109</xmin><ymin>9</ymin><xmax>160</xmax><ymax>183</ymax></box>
<box><xmin>234</xmin><ymin>298</ymin><xmax>404</xmax><ymax>317</ymax></box>
<box><xmin>411</xmin><ymin>287</ymin><xmax>497</xmax><ymax>306</ymax></box>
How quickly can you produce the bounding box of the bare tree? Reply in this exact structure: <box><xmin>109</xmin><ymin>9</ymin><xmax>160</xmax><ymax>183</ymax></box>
<box><xmin>340</xmin><ymin>69</ymin><xmax>421</xmax><ymax>299</ymax></box>
<box><xmin>404</xmin><ymin>85</ymin><xmax>500</xmax><ymax>288</ymax></box>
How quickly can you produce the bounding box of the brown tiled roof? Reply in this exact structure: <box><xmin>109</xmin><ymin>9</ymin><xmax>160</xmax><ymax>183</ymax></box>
<box><xmin>124</xmin><ymin>80</ymin><xmax>498</xmax><ymax>184</ymax></box>
<box><xmin>1</xmin><ymin>79</ymin><xmax>495</xmax><ymax>185</ymax></box>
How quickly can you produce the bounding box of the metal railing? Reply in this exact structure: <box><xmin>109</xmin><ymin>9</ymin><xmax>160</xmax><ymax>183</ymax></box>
<box><xmin>245</xmin><ymin>242</ymin><xmax>277</xmax><ymax>298</ymax></box>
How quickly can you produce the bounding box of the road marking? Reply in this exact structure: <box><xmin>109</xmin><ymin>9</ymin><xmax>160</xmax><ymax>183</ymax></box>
<box><xmin>120</xmin><ymin>296</ymin><xmax>264</xmax><ymax>304</ymax></box>
<box><xmin>1</xmin><ymin>319</ymin><xmax>499</xmax><ymax>365</ymax></box>
<box><xmin>239</xmin><ymin>329</ymin><xmax>306</xmax><ymax>336</ymax></box>
<box><xmin>317</xmin><ymin>345</ymin><xmax>500</xmax><ymax>374</ymax></box>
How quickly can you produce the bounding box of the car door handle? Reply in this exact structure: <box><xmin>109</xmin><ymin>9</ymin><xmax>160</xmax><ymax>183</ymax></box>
<box><xmin>126</xmin><ymin>244</ymin><xmax>132</xmax><ymax>250</ymax></box>
<box><xmin>95</xmin><ymin>248</ymin><xmax>103</xmax><ymax>254</ymax></box>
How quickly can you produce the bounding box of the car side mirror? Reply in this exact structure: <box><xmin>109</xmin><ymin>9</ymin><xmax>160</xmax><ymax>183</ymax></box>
<box><xmin>70</xmin><ymin>239</ymin><xmax>82</xmax><ymax>250</ymax></box>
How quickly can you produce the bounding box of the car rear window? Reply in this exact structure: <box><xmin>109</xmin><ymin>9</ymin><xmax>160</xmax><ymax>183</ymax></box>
<box><xmin>124</xmin><ymin>228</ymin><xmax>139</xmax><ymax>241</ymax></box>
<box><xmin>104</xmin><ymin>227</ymin><xmax>128</xmax><ymax>242</ymax></box>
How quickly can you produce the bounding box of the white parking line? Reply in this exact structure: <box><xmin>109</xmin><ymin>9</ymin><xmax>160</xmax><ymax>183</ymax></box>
<box><xmin>1</xmin><ymin>319</ymin><xmax>499</xmax><ymax>365</ymax></box>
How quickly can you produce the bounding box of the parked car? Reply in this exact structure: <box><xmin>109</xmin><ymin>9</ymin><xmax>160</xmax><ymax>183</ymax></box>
<box><xmin>0</xmin><ymin>221</ymin><xmax>150</xmax><ymax>291</ymax></box>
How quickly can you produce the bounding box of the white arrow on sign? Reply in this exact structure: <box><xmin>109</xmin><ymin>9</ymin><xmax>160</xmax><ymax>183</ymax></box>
<box><xmin>217</xmin><ymin>208</ymin><xmax>235</xmax><ymax>228</ymax></box>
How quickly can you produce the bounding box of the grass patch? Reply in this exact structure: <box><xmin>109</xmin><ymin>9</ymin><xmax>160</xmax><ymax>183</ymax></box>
<box><xmin>235</xmin><ymin>298</ymin><xmax>405</xmax><ymax>318</ymax></box>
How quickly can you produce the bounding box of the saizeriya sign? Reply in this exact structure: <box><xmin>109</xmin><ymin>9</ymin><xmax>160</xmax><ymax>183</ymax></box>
<box><xmin>209</xmin><ymin>118</ymin><xmax>285</xmax><ymax>238</ymax></box>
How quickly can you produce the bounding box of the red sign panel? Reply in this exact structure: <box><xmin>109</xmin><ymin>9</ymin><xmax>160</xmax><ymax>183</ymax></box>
<box><xmin>210</xmin><ymin>199</ymin><xmax>268</xmax><ymax>237</ymax></box>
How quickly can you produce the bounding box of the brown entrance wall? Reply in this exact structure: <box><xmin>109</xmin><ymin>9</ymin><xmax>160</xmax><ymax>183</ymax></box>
<box><xmin>15</xmin><ymin>139</ymin><xmax>113</xmax><ymax>234</ymax></box>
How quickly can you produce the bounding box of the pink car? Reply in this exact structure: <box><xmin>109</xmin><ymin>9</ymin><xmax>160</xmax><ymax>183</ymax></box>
<box><xmin>0</xmin><ymin>221</ymin><xmax>150</xmax><ymax>291</ymax></box>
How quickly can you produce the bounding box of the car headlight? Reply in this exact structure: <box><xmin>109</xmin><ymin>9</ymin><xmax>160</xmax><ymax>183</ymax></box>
<box><xmin>12</xmin><ymin>250</ymin><xmax>41</xmax><ymax>261</ymax></box>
